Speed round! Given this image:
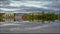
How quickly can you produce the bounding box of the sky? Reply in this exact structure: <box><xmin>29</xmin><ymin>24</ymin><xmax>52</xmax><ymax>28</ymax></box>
<box><xmin>0</xmin><ymin>0</ymin><xmax>60</xmax><ymax>13</ymax></box>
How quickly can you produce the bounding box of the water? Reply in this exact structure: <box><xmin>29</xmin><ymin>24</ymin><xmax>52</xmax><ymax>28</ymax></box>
<box><xmin>0</xmin><ymin>20</ymin><xmax>60</xmax><ymax>33</ymax></box>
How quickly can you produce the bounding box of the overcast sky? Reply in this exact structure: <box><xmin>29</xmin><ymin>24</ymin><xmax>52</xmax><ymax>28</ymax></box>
<box><xmin>0</xmin><ymin>0</ymin><xmax>60</xmax><ymax>13</ymax></box>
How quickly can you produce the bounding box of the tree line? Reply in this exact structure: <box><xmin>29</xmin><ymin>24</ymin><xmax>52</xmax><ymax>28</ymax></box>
<box><xmin>23</xmin><ymin>12</ymin><xmax>60</xmax><ymax>22</ymax></box>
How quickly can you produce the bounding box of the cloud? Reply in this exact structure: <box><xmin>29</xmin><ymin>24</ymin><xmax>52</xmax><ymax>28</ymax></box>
<box><xmin>0</xmin><ymin>0</ymin><xmax>60</xmax><ymax>13</ymax></box>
